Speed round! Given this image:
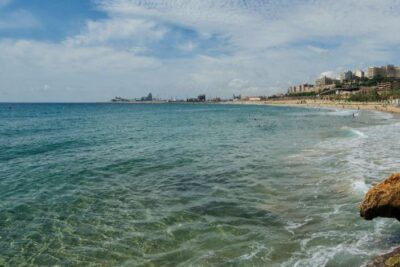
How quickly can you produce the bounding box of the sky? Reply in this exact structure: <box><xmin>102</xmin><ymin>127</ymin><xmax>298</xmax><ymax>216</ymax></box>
<box><xmin>1</xmin><ymin>0</ymin><xmax>400</xmax><ymax>102</ymax></box>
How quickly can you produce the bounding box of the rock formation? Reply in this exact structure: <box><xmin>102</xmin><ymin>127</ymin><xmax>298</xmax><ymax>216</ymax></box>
<box><xmin>361</xmin><ymin>173</ymin><xmax>400</xmax><ymax>267</ymax></box>
<box><xmin>360</xmin><ymin>173</ymin><xmax>400</xmax><ymax>221</ymax></box>
<box><xmin>366</xmin><ymin>247</ymin><xmax>400</xmax><ymax>267</ymax></box>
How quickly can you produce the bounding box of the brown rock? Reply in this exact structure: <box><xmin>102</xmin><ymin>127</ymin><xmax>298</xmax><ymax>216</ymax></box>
<box><xmin>360</xmin><ymin>173</ymin><xmax>400</xmax><ymax>220</ymax></box>
<box><xmin>366</xmin><ymin>247</ymin><xmax>400</xmax><ymax>267</ymax></box>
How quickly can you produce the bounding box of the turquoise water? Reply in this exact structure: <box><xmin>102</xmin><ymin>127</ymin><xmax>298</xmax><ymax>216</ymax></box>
<box><xmin>1</xmin><ymin>103</ymin><xmax>400</xmax><ymax>267</ymax></box>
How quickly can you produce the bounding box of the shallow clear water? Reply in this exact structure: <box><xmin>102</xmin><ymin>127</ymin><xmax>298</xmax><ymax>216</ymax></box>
<box><xmin>0</xmin><ymin>103</ymin><xmax>400</xmax><ymax>267</ymax></box>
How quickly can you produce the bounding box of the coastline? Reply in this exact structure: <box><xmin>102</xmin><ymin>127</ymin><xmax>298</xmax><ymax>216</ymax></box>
<box><xmin>225</xmin><ymin>99</ymin><xmax>400</xmax><ymax>114</ymax></box>
<box><xmin>105</xmin><ymin>99</ymin><xmax>400</xmax><ymax>116</ymax></box>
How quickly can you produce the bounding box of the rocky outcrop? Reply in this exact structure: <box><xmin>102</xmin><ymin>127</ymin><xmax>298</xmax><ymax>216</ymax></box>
<box><xmin>360</xmin><ymin>173</ymin><xmax>400</xmax><ymax>221</ymax></box>
<box><xmin>361</xmin><ymin>173</ymin><xmax>400</xmax><ymax>266</ymax></box>
<box><xmin>366</xmin><ymin>247</ymin><xmax>400</xmax><ymax>267</ymax></box>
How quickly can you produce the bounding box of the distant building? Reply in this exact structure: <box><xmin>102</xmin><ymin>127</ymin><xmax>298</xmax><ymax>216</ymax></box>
<box><xmin>111</xmin><ymin>96</ymin><xmax>130</xmax><ymax>102</ymax></box>
<box><xmin>368</xmin><ymin>67</ymin><xmax>383</xmax><ymax>79</ymax></box>
<box><xmin>316</xmin><ymin>76</ymin><xmax>334</xmax><ymax>86</ymax></box>
<box><xmin>210</xmin><ymin>97</ymin><xmax>221</xmax><ymax>102</ymax></box>
<box><xmin>335</xmin><ymin>87</ymin><xmax>360</xmax><ymax>96</ymax></box>
<box><xmin>288</xmin><ymin>83</ymin><xmax>315</xmax><ymax>94</ymax></box>
<box><xmin>368</xmin><ymin>65</ymin><xmax>400</xmax><ymax>79</ymax></box>
<box><xmin>376</xmin><ymin>81</ymin><xmax>400</xmax><ymax>92</ymax></box>
<box><xmin>385</xmin><ymin>65</ymin><xmax>400</xmax><ymax>78</ymax></box>
<box><xmin>340</xmin><ymin>71</ymin><xmax>353</xmax><ymax>81</ymax></box>
<box><xmin>139</xmin><ymin>93</ymin><xmax>153</xmax><ymax>101</ymax></box>
<box><xmin>354</xmin><ymin>70</ymin><xmax>365</xmax><ymax>79</ymax></box>
<box><xmin>248</xmin><ymin>97</ymin><xmax>261</xmax><ymax>101</ymax></box>
<box><xmin>314</xmin><ymin>76</ymin><xmax>337</xmax><ymax>92</ymax></box>
<box><xmin>187</xmin><ymin>94</ymin><xmax>206</xmax><ymax>103</ymax></box>
<box><xmin>198</xmin><ymin>94</ymin><xmax>206</xmax><ymax>102</ymax></box>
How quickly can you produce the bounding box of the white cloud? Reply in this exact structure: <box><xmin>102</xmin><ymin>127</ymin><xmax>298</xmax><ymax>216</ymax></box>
<box><xmin>319</xmin><ymin>71</ymin><xmax>336</xmax><ymax>79</ymax></box>
<box><xmin>94</xmin><ymin>0</ymin><xmax>400</xmax><ymax>51</ymax></box>
<box><xmin>308</xmin><ymin>46</ymin><xmax>329</xmax><ymax>55</ymax></box>
<box><xmin>66</xmin><ymin>17</ymin><xmax>167</xmax><ymax>46</ymax></box>
<box><xmin>1</xmin><ymin>0</ymin><xmax>400</xmax><ymax>101</ymax></box>
<box><xmin>0</xmin><ymin>39</ymin><xmax>159</xmax><ymax>72</ymax></box>
<box><xmin>228</xmin><ymin>79</ymin><xmax>250</xmax><ymax>89</ymax></box>
<box><xmin>177</xmin><ymin>41</ymin><xmax>196</xmax><ymax>52</ymax></box>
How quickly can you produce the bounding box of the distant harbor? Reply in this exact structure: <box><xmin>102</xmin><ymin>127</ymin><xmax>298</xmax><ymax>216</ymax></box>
<box><xmin>111</xmin><ymin>93</ymin><xmax>221</xmax><ymax>104</ymax></box>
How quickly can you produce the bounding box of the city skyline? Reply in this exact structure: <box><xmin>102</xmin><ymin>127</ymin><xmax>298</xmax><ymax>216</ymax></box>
<box><xmin>1</xmin><ymin>0</ymin><xmax>400</xmax><ymax>102</ymax></box>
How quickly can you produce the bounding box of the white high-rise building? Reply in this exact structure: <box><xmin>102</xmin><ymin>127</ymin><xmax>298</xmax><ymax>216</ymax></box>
<box><xmin>354</xmin><ymin>70</ymin><xmax>365</xmax><ymax>79</ymax></box>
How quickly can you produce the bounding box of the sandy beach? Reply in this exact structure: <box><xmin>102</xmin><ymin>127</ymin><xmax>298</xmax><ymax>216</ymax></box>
<box><xmin>228</xmin><ymin>99</ymin><xmax>400</xmax><ymax>114</ymax></box>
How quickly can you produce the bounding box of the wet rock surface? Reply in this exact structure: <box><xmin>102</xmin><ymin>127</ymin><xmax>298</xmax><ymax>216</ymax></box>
<box><xmin>366</xmin><ymin>247</ymin><xmax>400</xmax><ymax>267</ymax></box>
<box><xmin>361</xmin><ymin>173</ymin><xmax>400</xmax><ymax>267</ymax></box>
<box><xmin>360</xmin><ymin>173</ymin><xmax>400</xmax><ymax>221</ymax></box>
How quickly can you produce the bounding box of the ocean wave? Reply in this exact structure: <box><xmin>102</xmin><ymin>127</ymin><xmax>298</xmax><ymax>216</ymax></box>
<box><xmin>279</xmin><ymin>114</ymin><xmax>400</xmax><ymax>266</ymax></box>
<box><xmin>341</xmin><ymin>126</ymin><xmax>368</xmax><ymax>138</ymax></box>
<box><xmin>285</xmin><ymin>218</ymin><xmax>313</xmax><ymax>235</ymax></box>
<box><xmin>325</xmin><ymin>109</ymin><xmax>358</xmax><ymax>117</ymax></box>
<box><xmin>283</xmin><ymin>243</ymin><xmax>367</xmax><ymax>267</ymax></box>
<box><xmin>352</xmin><ymin>179</ymin><xmax>370</xmax><ymax>195</ymax></box>
<box><xmin>282</xmin><ymin>222</ymin><xmax>398</xmax><ymax>267</ymax></box>
<box><xmin>369</xmin><ymin>110</ymin><xmax>394</xmax><ymax>120</ymax></box>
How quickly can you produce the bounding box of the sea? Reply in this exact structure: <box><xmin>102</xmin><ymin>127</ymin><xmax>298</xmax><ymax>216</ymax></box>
<box><xmin>1</xmin><ymin>103</ymin><xmax>400</xmax><ymax>267</ymax></box>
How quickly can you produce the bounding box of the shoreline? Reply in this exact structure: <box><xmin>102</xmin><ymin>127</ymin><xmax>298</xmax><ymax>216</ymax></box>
<box><xmin>224</xmin><ymin>99</ymin><xmax>400</xmax><ymax>114</ymax></box>
<box><xmin>106</xmin><ymin>99</ymin><xmax>400</xmax><ymax>115</ymax></box>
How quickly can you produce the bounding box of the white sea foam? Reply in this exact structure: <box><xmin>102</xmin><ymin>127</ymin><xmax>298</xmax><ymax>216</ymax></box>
<box><xmin>237</xmin><ymin>244</ymin><xmax>272</xmax><ymax>261</ymax></box>
<box><xmin>282</xmin><ymin>229</ymin><xmax>388</xmax><ymax>267</ymax></box>
<box><xmin>280</xmin><ymin>112</ymin><xmax>400</xmax><ymax>266</ymax></box>
<box><xmin>317</xmin><ymin>121</ymin><xmax>400</xmax><ymax>180</ymax></box>
<box><xmin>285</xmin><ymin>218</ymin><xmax>313</xmax><ymax>235</ymax></box>
<box><xmin>292</xmin><ymin>244</ymin><xmax>371</xmax><ymax>267</ymax></box>
<box><xmin>370</xmin><ymin>110</ymin><xmax>394</xmax><ymax>120</ymax></box>
<box><xmin>341</xmin><ymin>126</ymin><xmax>368</xmax><ymax>138</ymax></box>
<box><xmin>352</xmin><ymin>179</ymin><xmax>369</xmax><ymax>195</ymax></box>
<box><xmin>326</xmin><ymin>109</ymin><xmax>358</xmax><ymax>116</ymax></box>
<box><xmin>349</xmin><ymin>128</ymin><xmax>368</xmax><ymax>138</ymax></box>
